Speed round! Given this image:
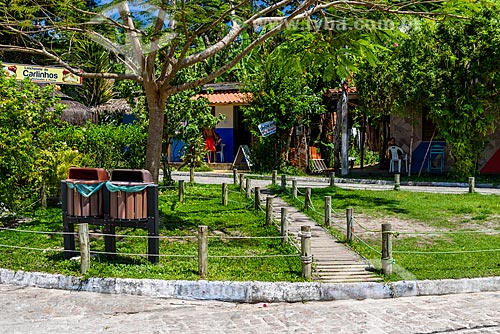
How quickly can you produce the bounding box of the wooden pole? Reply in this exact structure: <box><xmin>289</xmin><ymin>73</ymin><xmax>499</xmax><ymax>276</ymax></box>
<box><xmin>198</xmin><ymin>225</ymin><xmax>208</xmax><ymax>278</ymax></box>
<box><xmin>222</xmin><ymin>183</ymin><xmax>228</xmax><ymax>206</ymax></box>
<box><xmin>281</xmin><ymin>174</ymin><xmax>287</xmax><ymax>191</ymax></box>
<box><xmin>394</xmin><ymin>173</ymin><xmax>400</xmax><ymax>191</ymax></box>
<box><xmin>301</xmin><ymin>225</ymin><xmax>312</xmax><ymax>280</ymax></box>
<box><xmin>189</xmin><ymin>167</ymin><xmax>194</xmax><ymax>184</ymax></box>
<box><xmin>233</xmin><ymin>169</ymin><xmax>238</xmax><ymax>185</ymax></box>
<box><xmin>304</xmin><ymin>187</ymin><xmax>312</xmax><ymax>210</ymax></box>
<box><xmin>341</xmin><ymin>89</ymin><xmax>349</xmax><ymax>176</ymax></box>
<box><xmin>382</xmin><ymin>223</ymin><xmax>393</xmax><ymax>276</ymax></box>
<box><xmin>346</xmin><ymin>208</ymin><xmax>353</xmax><ymax>243</ymax></box>
<box><xmin>239</xmin><ymin>173</ymin><xmax>245</xmax><ymax>192</ymax></box>
<box><xmin>329</xmin><ymin>172</ymin><xmax>335</xmax><ymax>186</ymax></box>
<box><xmin>178</xmin><ymin>180</ymin><xmax>185</xmax><ymax>203</ymax></box>
<box><xmin>281</xmin><ymin>208</ymin><xmax>288</xmax><ymax>244</ymax></box>
<box><xmin>292</xmin><ymin>179</ymin><xmax>298</xmax><ymax>198</ymax></box>
<box><xmin>272</xmin><ymin>170</ymin><xmax>277</xmax><ymax>185</ymax></box>
<box><xmin>266</xmin><ymin>196</ymin><xmax>273</xmax><ymax>225</ymax></box>
<box><xmin>324</xmin><ymin>196</ymin><xmax>332</xmax><ymax>227</ymax></box>
<box><xmin>41</xmin><ymin>181</ymin><xmax>47</xmax><ymax>209</ymax></box>
<box><xmin>254</xmin><ymin>187</ymin><xmax>261</xmax><ymax>210</ymax></box>
<box><xmin>245</xmin><ymin>178</ymin><xmax>251</xmax><ymax>198</ymax></box>
<box><xmin>469</xmin><ymin>177</ymin><xmax>475</xmax><ymax>193</ymax></box>
<box><xmin>78</xmin><ymin>223</ymin><xmax>90</xmax><ymax>275</ymax></box>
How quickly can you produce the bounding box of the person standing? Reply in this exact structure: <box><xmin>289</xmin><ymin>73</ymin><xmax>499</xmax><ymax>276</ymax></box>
<box><xmin>203</xmin><ymin>128</ymin><xmax>217</xmax><ymax>163</ymax></box>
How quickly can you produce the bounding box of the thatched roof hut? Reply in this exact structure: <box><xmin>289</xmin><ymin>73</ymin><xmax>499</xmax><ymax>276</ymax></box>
<box><xmin>56</xmin><ymin>91</ymin><xmax>97</xmax><ymax>125</ymax></box>
<box><xmin>91</xmin><ymin>98</ymin><xmax>133</xmax><ymax>124</ymax></box>
<box><xmin>92</xmin><ymin>98</ymin><xmax>132</xmax><ymax>115</ymax></box>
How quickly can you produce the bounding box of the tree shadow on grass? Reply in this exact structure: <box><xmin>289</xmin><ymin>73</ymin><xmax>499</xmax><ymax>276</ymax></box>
<box><xmin>312</xmin><ymin>187</ymin><xmax>411</xmax><ymax>215</ymax></box>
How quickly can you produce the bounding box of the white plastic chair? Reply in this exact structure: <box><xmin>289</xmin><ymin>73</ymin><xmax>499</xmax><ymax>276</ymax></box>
<box><xmin>388</xmin><ymin>146</ymin><xmax>405</xmax><ymax>173</ymax></box>
<box><xmin>216</xmin><ymin>143</ymin><xmax>225</xmax><ymax>163</ymax></box>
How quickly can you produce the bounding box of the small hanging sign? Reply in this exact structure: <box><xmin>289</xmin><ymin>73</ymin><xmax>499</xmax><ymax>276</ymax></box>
<box><xmin>258</xmin><ymin>121</ymin><xmax>276</xmax><ymax>137</ymax></box>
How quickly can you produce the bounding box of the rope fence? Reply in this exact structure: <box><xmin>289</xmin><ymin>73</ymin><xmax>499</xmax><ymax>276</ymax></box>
<box><xmin>5</xmin><ymin>176</ymin><xmax>499</xmax><ymax>280</ymax></box>
<box><xmin>272</xmin><ymin>176</ymin><xmax>500</xmax><ymax>276</ymax></box>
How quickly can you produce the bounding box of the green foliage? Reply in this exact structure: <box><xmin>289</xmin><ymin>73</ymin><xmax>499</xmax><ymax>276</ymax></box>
<box><xmin>243</xmin><ymin>54</ymin><xmax>325</xmax><ymax>171</ymax></box>
<box><xmin>63</xmin><ymin>39</ymin><xmax>115</xmax><ymax>107</ymax></box>
<box><xmin>357</xmin><ymin>7</ymin><xmax>500</xmax><ymax>177</ymax></box>
<box><xmin>0</xmin><ymin>72</ymin><xmax>65</xmax><ymax>211</ymax></box>
<box><xmin>57</xmin><ymin>123</ymin><xmax>148</xmax><ymax>170</ymax></box>
<box><xmin>162</xmin><ymin>91</ymin><xmax>223</xmax><ymax>170</ymax></box>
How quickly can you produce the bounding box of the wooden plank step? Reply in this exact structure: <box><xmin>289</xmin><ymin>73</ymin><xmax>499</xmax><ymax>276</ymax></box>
<box><xmin>315</xmin><ymin>263</ymin><xmax>368</xmax><ymax>267</ymax></box>
<box><xmin>315</xmin><ymin>274</ymin><xmax>380</xmax><ymax>280</ymax></box>
<box><xmin>316</xmin><ymin>268</ymin><xmax>372</xmax><ymax>273</ymax></box>
<box><xmin>318</xmin><ymin>278</ymin><xmax>382</xmax><ymax>283</ymax></box>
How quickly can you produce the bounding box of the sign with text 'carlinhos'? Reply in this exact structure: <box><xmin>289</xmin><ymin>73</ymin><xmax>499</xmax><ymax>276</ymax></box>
<box><xmin>2</xmin><ymin>63</ymin><xmax>82</xmax><ymax>85</ymax></box>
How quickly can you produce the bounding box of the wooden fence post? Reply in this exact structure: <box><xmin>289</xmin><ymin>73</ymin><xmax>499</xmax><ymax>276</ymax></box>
<box><xmin>382</xmin><ymin>223</ymin><xmax>393</xmax><ymax>276</ymax></box>
<box><xmin>233</xmin><ymin>169</ymin><xmax>238</xmax><ymax>185</ymax></box>
<box><xmin>78</xmin><ymin>223</ymin><xmax>90</xmax><ymax>275</ymax></box>
<box><xmin>301</xmin><ymin>225</ymin><xmax>312</xmax><ymax>280</ymax></box>
<box><xmin>254</xmin><ymin>187</ymin><xmax>261</xmax><ymax>210</ymax></box>
<box><xmin>189</xmin><ymin>167</ymin><xmax>194</xmax><ymax>184</ymax></box>
<box><xmin>329</xmin><ymin>172</ymin><xmax>335</xmax><ymax>186</ymax></box>
<box><xmin>281</xmin><ymin>207</ymin><xmax>288</xmax><ymax>244</ymax></box>
<box><xmin>266</xmin><ymin>196</ymin><xmax>273</xmax><ymax>225</ymax></box>
<box><xmin>222</xmin><ymin>183</ymin><xmax>228</xmax><ymax>206</ymax></box>
<box><xmin>394</xmin><ymin>173</ymin><xmax>400</xmax><ymax>191</ymax></box>
<box><xmin>245</xmin><ymin>178</ymin><xmax>251</xmax><ymax>198</ymax></box>
<box><xmin>272</xmin><ymin>170</ymin><xmax>277</xmax><ymax>185</ymax></box>
<box><xmin>346</xmin><ymin>208</ymin><xmax>353</xmax><ymax>243</ymax></box>
<box><xmin>41</xmin><ymin>181</ymin><xmax>47</xmax><ymax>209</ymax></box>
<box><xmin>281</xmin><ymin>175</ymin><xmax>286</xmax><ymax>191</ymax></box>
<box><xmin>178</xmin><ymin>180</ymin><xmax>185</xmax><ymax>203</ymax></box>
<box><xmin>304</xmin><ymin>187</ymin><xmax>312</xmax><ymax>210</ymax></box>
<box><xmin>239</xmin><ymin>174</ymin><xmax>245</xmax><ymax>192</ymax></box>
<box><xmin>198</xmin><ymin>225</ymin><xmax>208</xmax><ymax>278</ymax></box>
<box><xmin>292</xmin><ymin>179</ymin><xmax>297</xmax><ymax>198</ymax></box>
<box><xmin>469</xmin><ymin>177</ymin><xmax>475</xmax><ymax>193</ymax></box>
<box><xmin>324</xmin><ymin>196</ymin><xmax>332</xmax><ymax>227</ymax></box>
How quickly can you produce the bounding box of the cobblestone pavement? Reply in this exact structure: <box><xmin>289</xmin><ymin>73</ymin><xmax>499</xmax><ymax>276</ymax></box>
<box><xmin>2</xmin><ymin>284</ymin><xmax>500</xmax><ymax>334</ymax></box>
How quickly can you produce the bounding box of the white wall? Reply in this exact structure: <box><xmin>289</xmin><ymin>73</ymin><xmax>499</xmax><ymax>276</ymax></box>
<box><xmin>215</xmin><ymin>106</ymin><xmax>233</xmax><ymax>129</ymax></box>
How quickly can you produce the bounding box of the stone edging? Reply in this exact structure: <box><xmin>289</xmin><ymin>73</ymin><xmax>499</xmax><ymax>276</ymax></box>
<box><xmin>2</xmin><ymin>268</ymin><xmax>500</xmax><ymax>302</ymax></box>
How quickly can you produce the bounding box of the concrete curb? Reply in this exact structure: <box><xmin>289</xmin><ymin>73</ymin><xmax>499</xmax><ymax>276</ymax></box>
<box><xmin>2</xmin><ymin>268</ymin><xmax>500</xmax><ymax>302</ymax></box>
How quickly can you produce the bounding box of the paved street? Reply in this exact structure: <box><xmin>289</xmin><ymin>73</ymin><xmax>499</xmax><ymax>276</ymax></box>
<box><xmin>170</xmin><ymin>172</ymin><xmax>500</xmax><ymax>195</ymax></box>
<box><xmin>1</xmin><ymin>284</ymin><xmax>500</xmax><ymax>334</ymax></box>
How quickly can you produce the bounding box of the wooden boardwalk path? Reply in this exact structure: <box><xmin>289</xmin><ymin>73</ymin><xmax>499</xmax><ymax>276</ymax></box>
<box><xmin>262</xmin><ymin>193</ymin><xmax>381</xmax><ymax>283</ymax></box>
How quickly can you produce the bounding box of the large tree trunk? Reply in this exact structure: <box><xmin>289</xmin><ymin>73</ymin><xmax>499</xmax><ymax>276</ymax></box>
<box><xmin>144</xmin><ymin>84</ymin><xmax>168</xmax><ymax>183</ymax></box>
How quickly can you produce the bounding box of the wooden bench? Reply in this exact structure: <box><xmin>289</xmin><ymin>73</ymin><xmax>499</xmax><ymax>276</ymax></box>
<box><xmin>310</xmin><ymin>159</ymin><xmax>335</xmax><ymax>174</ymax></box>
<box><xmin>310</xmin><ymin>157</ymin><xmax>356</xmax><ymax>174</ymax></box>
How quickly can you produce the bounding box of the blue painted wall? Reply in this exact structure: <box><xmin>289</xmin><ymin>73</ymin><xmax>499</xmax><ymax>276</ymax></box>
<box><xmin>411</xmin><ymin>141</ymin><xmax>446</xmax><ymax>173</ymax></box>
<box><xmin>215</xmin><ymin>128</ymin><xmax>234</xmax><ymax>163</ymax></box>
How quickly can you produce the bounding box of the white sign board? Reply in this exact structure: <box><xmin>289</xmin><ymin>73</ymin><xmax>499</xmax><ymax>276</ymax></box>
<box><xmin>258</xmin><ymin>121</ymin><xmax>276</xmax><ymax>137</ymax></box>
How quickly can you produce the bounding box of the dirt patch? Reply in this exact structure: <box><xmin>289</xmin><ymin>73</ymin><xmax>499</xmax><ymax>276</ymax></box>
<box><xmin>345</xmin><ymin>213</ymin><xmax>500</xmax><ymax>242</ymax></box>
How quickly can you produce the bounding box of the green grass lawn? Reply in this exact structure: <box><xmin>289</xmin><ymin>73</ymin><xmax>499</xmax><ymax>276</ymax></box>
<box><xmin>0</xmin><ymin>184</ymin><xmax>302</xmax><ymax>282</ymax></box>
<box><xmin>278</xmin><ymin>185</ymin><xmax>500</xmax><ymax>281</ymax></box>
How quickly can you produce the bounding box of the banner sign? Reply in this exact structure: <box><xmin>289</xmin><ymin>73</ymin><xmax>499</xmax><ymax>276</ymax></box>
<box><xmin>258</xmin><ymin>121</ymin><xmax>276</xmax><ymax>137</ymax></box>
<box><xmin>2</xmin><ymin>63</ymin><xmax>83</xmax><ymax>85</ymax></box>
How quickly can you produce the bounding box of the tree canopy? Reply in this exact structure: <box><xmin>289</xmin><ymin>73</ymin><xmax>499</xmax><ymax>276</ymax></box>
<box><xmin>356</xmin><ymin>3</ymin><xmax>500</xmax><ymax>177</ymax></box>
<box><xmin>0</xmin><ymin>0</ymin><xmax>471</xmax><ymax>181</ymax></box>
